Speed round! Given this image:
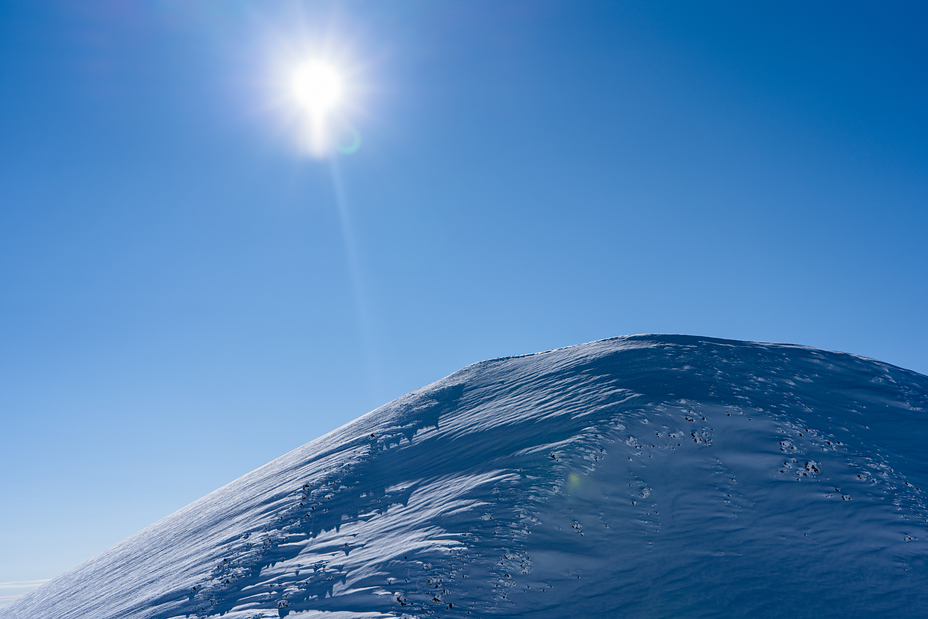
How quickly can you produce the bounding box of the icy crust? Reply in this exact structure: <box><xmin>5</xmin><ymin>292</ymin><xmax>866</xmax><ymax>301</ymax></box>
<box><xmin>5</xmin><ymin>334</ymin><xmax>928</xmax><ymax>618</ymax></box>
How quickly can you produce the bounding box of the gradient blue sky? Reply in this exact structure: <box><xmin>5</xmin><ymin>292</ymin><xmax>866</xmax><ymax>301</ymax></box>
<box><xmin>1</xmin><ymin>0</ymin><xmax>926</xmax><ymax>589</ymax></box>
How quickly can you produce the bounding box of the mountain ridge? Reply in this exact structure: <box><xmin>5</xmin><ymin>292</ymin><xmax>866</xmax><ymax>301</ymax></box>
<box><xmin>5</xmin><ymin>334</ymin><xmax>928</xmax><ymax>618</ymax></box>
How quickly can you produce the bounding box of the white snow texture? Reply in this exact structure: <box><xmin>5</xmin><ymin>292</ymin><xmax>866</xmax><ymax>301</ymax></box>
<box><xmin>4</xmin><ymin>335</ymin><xmax>928</xmax><ymax>618</ymax></box>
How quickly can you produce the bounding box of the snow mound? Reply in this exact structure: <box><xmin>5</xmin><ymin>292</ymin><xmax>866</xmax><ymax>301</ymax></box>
<box><xmin>5</xmin><ymin>335</ymin><xmax>928</xmax><ymax>618</ymax></box>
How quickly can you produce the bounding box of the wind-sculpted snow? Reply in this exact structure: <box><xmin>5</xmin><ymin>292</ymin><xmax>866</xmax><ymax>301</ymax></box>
<box><xmin>5</xmin><ymin>335</ymin><xmax>928</xmax><ymax>618</ymax></box>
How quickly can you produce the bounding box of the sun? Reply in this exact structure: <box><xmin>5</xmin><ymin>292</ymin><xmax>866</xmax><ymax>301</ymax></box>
<box><xmin>289</xmin><ymin>60</ymin><xmax>345</xmax><ymax>157</ymax></box>
<box><xmin>292</xmin><ymin>61</ymin><xmax>343</xmax><ymax>115</ymax></box>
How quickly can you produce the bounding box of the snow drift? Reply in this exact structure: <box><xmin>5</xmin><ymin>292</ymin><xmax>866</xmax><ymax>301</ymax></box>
<box><xmin>4</xmin><ymin>335</ymin><xmax>928</xmax><ymax>618</ymax></box>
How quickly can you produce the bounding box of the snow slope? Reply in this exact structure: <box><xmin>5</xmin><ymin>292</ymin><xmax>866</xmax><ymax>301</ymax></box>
<box><xmin>4</xmin><ymin>335</ymin><xmax>928</xmax><ymax>618</ymax></box>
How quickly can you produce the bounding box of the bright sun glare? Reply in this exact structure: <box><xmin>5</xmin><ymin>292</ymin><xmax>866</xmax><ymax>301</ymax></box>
<box><xmin>292</xmin><ymin>61</ymin><xmax>342</xmax><ymax>115</ymax></box>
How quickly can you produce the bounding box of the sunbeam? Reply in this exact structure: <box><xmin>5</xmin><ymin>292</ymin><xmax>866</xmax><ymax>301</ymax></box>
<box><xmin>328</xmin><ymin>157</ymin><xmax>379</xmax><ymax>398</ymax></box>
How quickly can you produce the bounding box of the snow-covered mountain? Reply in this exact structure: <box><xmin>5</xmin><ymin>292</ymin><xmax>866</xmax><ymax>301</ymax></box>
<box><xmin>5</xmin><ymin>335</ymin><xmax>928</xmax><ymax>618</ymax></box>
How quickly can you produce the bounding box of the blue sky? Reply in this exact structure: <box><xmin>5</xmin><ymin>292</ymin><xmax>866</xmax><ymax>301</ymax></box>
<box><xmin>1</xmin><ymin>0</ymin><xmax>926</xmax><ymax>590</ymax></box>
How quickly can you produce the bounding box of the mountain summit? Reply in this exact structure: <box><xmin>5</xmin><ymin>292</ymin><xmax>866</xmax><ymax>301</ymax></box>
<box><xmin>6</xmin><ymin>335</ymin><xmax>928</xmax><ymax>618</ymax></box>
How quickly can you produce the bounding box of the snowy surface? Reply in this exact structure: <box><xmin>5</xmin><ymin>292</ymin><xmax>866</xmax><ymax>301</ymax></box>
<box><xmin>4</xmin><ymin>334</ymin><xmax>928</xmax><ymax>618</ymax></box>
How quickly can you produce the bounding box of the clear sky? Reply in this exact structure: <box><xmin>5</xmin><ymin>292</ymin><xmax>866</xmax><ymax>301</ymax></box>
<box><xmin>1</xmin><ymin>0</ymin><xmax>926</xmax><ymax>594</ymax></box>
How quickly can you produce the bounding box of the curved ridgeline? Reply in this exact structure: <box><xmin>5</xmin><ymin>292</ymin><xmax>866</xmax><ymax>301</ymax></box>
<box><xmin>5</xmin><ymin>335</ymin><xmax>928</xmax><ymax>618</ymax></box>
